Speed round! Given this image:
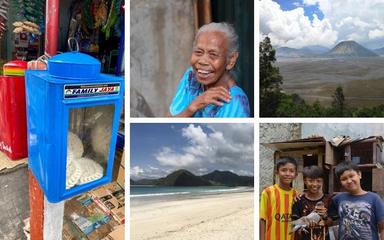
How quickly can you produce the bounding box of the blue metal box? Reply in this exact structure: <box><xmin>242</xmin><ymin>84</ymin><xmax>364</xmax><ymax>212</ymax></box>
<box><xmin>25</xmin><ymin>52</ymin><xmax>124</xmax><ymax>203</ymax></box>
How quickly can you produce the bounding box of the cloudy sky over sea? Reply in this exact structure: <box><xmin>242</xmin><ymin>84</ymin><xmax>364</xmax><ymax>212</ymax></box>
<box><xmin>130</xmin><ymin>123</ymin><xmax>254</xmax><ymax>180</ymax></box>
<box><xmin>260</xmin><ymin>0</ymin><xmax>384</xmax><ymax>49</ymax></box>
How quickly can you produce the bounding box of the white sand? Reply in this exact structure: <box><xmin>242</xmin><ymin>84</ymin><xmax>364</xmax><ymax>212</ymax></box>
<box><xmin>130</xmin><ymin>191</ymin><xmax>254</xmax><ymax>240</ymax></box>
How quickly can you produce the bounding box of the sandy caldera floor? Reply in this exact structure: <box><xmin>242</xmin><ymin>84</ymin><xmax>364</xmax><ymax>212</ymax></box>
<box><xmin>130</xmin><ymin>191</ymin><xmax>254</xmax><ymax>240</ymax></box>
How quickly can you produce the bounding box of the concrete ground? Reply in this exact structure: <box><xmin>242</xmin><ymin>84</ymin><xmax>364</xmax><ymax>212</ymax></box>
<box><xmin>0</xmin><ymin>165</ymin><xmax>29</xmax><ymax>240</ymax></box>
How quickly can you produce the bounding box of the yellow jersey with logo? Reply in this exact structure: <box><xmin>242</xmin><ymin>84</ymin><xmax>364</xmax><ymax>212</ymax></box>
<box><xmin>260</xmin><ymin>184</ymin><xmax>297</xmax><ymax>240</ymax></box>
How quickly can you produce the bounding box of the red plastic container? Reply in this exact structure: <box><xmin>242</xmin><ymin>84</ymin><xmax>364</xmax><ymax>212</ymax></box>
<box><xmin>0</xmin><ymin>60</ymin><xmax>28</xmax><ymax>160</ymax></box>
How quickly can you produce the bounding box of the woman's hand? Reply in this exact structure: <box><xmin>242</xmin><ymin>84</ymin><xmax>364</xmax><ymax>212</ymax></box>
<box><xmin>188</xmin><ymin>86</ymin><xmax>231</xmax><ymax>113</ymax></box>
<box><xmin>170</xmin><ymin>86</ymin><xmax>231</xmax><ymax>117</ymax></box>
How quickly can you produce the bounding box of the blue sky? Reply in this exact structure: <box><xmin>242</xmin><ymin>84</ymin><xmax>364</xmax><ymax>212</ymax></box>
<box><xmin>130</xmin><ymin>123</ymin><xmax>254</xmax><ymax>180</ymax></box>
<box><xmin>260</xmin><ymin>0</ymin><xmax>384</xmax><ymax>49</ymax></box>
<box><xmin>274</xmin><ymin>0</ymin><xmax>324</xmax><ymax>21</ymax></box>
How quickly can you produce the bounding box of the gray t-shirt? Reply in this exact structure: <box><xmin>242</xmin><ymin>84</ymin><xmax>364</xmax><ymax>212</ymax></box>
<box><xmin>328</xmin><ymin>192</ymin><xmax>384</xmax><ymax>240</ymax></box>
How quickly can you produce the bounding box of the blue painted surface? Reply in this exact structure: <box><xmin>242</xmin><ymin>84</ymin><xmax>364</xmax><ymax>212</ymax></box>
<box><xmin>25</xmin><ymin>52</ymin><xmax>124</xmax><ymax>203</ymax></box>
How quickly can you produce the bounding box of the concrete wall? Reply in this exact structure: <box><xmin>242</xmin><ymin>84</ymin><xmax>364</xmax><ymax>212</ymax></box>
<box><xmin>130</xmin><ymin>0</ymin><xmax>195</xmax><ymax>117</ymax></box>
<box><xmin>302</xmin><ymin>123</ymin><xmax>384</xmax><ymax>163</ymax></box>
<box><xmin>302</xmin><ymin>123</ymin><xmax>384</xmax><ymax>140</ymax></box>
<box><xmin>259</xmin><ymin>123</ymin><xmax>301</xmax><ymax>193</ymax></box>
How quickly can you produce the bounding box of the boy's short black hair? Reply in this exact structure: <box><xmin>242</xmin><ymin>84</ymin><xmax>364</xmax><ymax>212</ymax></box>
<box><xmin>335</xmin><ymin>160</ymin><xmax>360</xmax><ymax>179</ymax></box>
<box><xmin>276</xmin><ymin>157</ymin><xmax>298</xmax><ymax>171</ymax></box>
<box><xmin>303</xmin><ymin>165</ymin><xmax>323</xmax><ymax>179</ymax></box>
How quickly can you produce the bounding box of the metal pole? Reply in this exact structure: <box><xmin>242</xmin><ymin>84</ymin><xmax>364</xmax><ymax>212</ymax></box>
<box><xmin>29</xmin><ymin>1</ymin><xmax>60</xmax><ymax>239</ymax></box>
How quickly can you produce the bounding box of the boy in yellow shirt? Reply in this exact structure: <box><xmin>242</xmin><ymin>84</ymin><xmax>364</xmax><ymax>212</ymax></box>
<box><xmin>260</xmin><ymin>157</ymin><xmax>298</xmax><ymax>240</ymax></box>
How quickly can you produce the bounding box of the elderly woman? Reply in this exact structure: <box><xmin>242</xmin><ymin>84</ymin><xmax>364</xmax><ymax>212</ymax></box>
<box><xmin>169</xmin><ymin>22</ymin><xmax>250</xmax><ymax>117</ymax></box>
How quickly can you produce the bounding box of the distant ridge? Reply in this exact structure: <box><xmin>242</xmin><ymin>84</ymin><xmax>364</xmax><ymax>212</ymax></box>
<box><xmin>133</xmin><ymin>169</ymin><xmax>254</xmax><ymax>187</ymax></box>
<box><xmin>157</xmin><ymin>169</ymin><xmax>212</xmax><ymax>186</ymax></box>
<box><xmin>326</xmin><ymin>40</ymin><xmax>378</xmax><ymax>57</ymax></box>
<box><xmin>276</xmin><ymin>45</ymin><xmax>329</xmax><ymax>58</ymax></box>
<box><xmin>202</xmin><ymin>170</ymin><xmax>254</xmax><ymax>187</ymax></box>
<box><xmin>276</xmin><ymin>47</ymin><xmax>312</xmax><ymax>58</ymax></box>
<box><xmin>374</xmin><ymin>47</ymin><xmax>384</xmax><ymax>56</ymax></box>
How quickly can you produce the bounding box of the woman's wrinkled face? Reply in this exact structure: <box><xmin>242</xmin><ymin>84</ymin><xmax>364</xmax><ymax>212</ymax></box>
<box><xmin>191</xmin><ymin>31</ymin><xmax>229</xmax><ymax>87</ymax></box>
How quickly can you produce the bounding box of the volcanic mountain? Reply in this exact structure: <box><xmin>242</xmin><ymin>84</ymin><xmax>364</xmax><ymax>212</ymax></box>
<box><xmin>326</xmin><ymin>40</ymin><xmax>378</xmax><ymax>57</ymax></box>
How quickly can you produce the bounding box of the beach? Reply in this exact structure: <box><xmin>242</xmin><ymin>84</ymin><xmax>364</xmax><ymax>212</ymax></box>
<box><xmin>130</xmin><ymin>191</ymin><xmax>254</xmax><ymax>240</ymax></box>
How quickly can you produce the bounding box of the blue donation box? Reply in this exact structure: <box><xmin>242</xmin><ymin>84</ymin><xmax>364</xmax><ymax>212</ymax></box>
<box><xmin>25</xmin><ymin>52</ymin><xmax>124</xmax><ymax>203</ymax></box>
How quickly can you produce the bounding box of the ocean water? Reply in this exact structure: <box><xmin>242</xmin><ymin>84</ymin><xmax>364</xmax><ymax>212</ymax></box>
<box><xmin>130</xmin><ymin>185</ymin><xmax>253</xmax><ymax>204</ymax></box>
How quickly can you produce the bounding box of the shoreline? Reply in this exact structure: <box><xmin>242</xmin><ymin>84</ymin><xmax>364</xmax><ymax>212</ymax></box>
<box><xmin>130</xmin><ymin>186</ymin><xmax>254</xmax><ymax>204</ymax></box>
<box><xmin>130</xmin><ymin>191</ymin><xmax>254</xmax><ymax>240</ymax></box>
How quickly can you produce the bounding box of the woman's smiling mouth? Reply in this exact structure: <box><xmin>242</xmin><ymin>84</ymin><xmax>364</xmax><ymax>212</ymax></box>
<box><xmin>197</xmin><ymin>69</ymin><xmax>213</xmax><ymax>79</ymax></box>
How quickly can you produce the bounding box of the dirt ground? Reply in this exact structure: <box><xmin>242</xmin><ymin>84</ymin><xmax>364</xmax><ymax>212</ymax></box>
<box><xmin>277</xmin><ymin>57</ymin><xmax>384</xmax><ymax>108</ymax></box>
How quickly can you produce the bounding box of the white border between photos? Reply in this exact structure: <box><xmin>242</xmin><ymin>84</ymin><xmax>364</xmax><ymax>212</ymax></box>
<box><xmin>125</xmin><ymin>1</ymin><xmax>130</xmax><ymax>239</ymax></box>
<box><xmin>255</xmin><ymin>1</ymin><xmax>259</xmax><ymax>239</ymax></box>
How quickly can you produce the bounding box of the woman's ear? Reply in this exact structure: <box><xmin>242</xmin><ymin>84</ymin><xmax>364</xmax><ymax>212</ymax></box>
<box><xmin>226</xmin><ymin>52</ymin><xmax>239</xmax><ymax>71</ymax></box>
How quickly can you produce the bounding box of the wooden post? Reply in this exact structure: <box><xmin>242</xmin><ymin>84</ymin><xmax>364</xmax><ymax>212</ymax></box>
<box><xmin>193</xmin><ymin>0</ymin><xmax>212</xmax><ymax>30</ymax></box>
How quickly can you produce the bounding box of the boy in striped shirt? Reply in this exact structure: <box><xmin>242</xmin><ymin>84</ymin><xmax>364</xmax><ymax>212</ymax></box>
<box><xmin>260</xmin><ymin>157</ymin><xmax>298</xmax><ymax>240</ymax></box>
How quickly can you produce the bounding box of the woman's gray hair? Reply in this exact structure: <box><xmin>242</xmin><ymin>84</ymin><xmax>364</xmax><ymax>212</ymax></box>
<box><xmin>193</xmin><ymin>22</ymin><xmax>239</xmax><ymax>55</ymax></box>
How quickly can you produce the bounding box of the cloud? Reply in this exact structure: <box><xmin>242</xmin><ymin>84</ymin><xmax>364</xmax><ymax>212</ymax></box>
<box><xmin>369</xmin><ymin>29</ymin><xmax>384</xmax><ymax>40</ymax></box>
<box><xmin>154</xmin><ymin>124</ymin><xmax>254</xmax><ymax>175</ymax></box>
<box><xmin>156</xmin><ymin>146</ymin><xmax>201</xmax><ymax>168</ymax></box>
<box><xmin>303</xmin><ymin>0</ymin><xmax>319</xmax><ymax>5</ymax></box>
<box><xmin>182</xmin><ymin>124</ymin><xmax>208</xmax><ymax>145</ymax></box>
<box><xmin>261</xmin><ymin>0</ymin><xmax>384</xmax><ymax>48</ymax></box>
<box><xmin>293</xmin><ymin>1</ymin><xmax>303</xmax><ymax>7</ymax></box>
<box><xmin>317</xmin><ymin>0</ymin><xmax>384</xmax><ymax>47</ymax></box>
<box><xmin>130</xmin><ymin>166</ymin><xmax>144</xmax><ymax>179</ymax></box>
<box><xmin>335</xmin><ymin>17</ymin><xmax>370</xmax><ymax>30</ymax></box>
<box><xmin>260</xmin><ymin>0</ymin><xmax>337</xmax><ymax>48</ymax></box>
<box><xmin>130</xmin><ymin>165</ymin><xmax>171</xmax><ymax>180</ymax></box>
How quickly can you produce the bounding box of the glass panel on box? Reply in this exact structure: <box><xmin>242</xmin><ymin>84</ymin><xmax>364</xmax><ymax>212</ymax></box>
<box><xmin>66</xmin><ymin>104</ymin><xmax>115</xmax><ymax>189</ymax></box>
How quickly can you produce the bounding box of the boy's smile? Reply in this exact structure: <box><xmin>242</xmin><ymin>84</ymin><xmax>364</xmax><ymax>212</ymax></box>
<box><xmin>277</xmin><ymin>163</ymin><xmax>297</xmax><ymax>188</ymax></box>
<box><xmin>304</xmin><ymin>178</ymin><xmax>323</xmax><ymax>194</ymax></box>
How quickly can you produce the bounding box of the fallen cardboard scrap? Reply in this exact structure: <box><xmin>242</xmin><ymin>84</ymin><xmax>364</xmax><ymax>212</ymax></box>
<box><xmin>90</xmin><ymin>182</ymin><xmax>125</xmax><ymax>224</ymax></box>
<box><xmin>64</xmin><ymin>193</ymin><xmax>120</xmax><ymax>239</ymax></box>
<box><xmin>0</xmin><ymin>151</ymin><xmax>27</xmax><ymax>172</ymax></box>
<box><xmin>101</xmin><ymin>224</ymin><xmax>124</xmax><ymax>240</ymax></box>
<box><xmin>121</xmin><ymin>151</ymin><xmax>125</xmax><ymax>168</ymax></box>
<box><xmin>116</xmin><ymin>165</ymin><xmax>124</xmax><ymax>189</ymax></box>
